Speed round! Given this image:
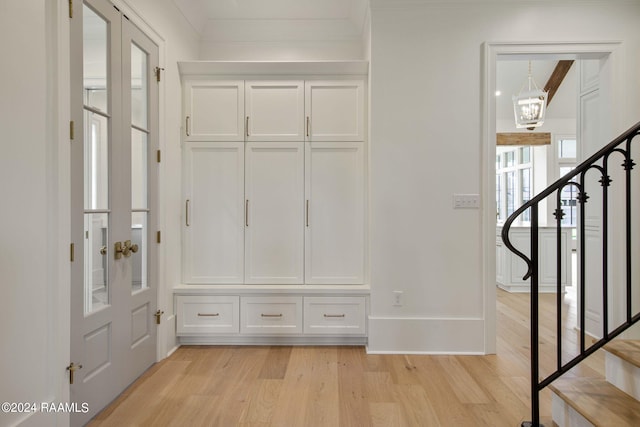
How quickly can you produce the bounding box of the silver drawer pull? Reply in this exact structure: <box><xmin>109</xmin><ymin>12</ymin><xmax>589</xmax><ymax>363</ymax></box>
<box><xmin>197</xmin><ymin>313</ymin><xmax>220</xmax><ymax>317</ymax></box>
<box><xmin>323</xmin><ymin>314</ymin><xmax>346</xmax><ymax>318</ymax></box>
<box><xmin>261</xmin><ymin>313</ymin><xmax>283</xmax><ymax>318</ymax></box>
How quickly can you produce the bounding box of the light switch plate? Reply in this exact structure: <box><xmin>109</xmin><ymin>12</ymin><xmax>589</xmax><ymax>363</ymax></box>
<box><xmin>453</xmin><ymin>194</ymin><xmax>480</xmax><ymax>209</ymax></box>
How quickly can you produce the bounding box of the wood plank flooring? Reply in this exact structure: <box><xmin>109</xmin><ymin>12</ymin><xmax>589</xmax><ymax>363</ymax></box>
<box><xmin>88</xmin><ymin>285</ymin><xmax>605</xmax><ymax>426</ymax></box>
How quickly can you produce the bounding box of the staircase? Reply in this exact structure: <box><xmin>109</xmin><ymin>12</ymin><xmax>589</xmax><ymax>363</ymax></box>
<box><xmin>550</xmin><ymin>340</ymin><xmax>640</xmax><ymax>426</ymax></box>
<box><xmin>501</xmin><ymin>121</ymin><xmax>640</xmax><ymax>427</ymax></box>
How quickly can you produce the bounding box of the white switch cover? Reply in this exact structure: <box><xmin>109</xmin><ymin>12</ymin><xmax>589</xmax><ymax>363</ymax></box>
<box><xmin>453</xmin><ymin>194</ymin><xmax>481</xmax><ymax>209</ymax></box>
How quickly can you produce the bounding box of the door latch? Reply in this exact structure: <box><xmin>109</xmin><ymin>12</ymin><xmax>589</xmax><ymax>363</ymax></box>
<box><xmin>154</xmin><ymin>309</ymin><xmax>164</xmax><ymax>325</ymax></box>
<box><xmin>66</xmin><ymin>362</ymin><xmax>83</xmax><ymax>385</ymax></box>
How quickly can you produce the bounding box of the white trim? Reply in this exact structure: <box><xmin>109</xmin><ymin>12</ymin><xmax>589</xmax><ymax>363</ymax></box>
<box><xmin>482</xmin><ymin>41</ymin><xmax>624</xmax><ymax>356</ymax></box>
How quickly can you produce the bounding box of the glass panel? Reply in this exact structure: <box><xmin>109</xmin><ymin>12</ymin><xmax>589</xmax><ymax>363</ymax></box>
<box><xmin>131</xmin><ymin>129</ymin><xmax>148</xmax><ymax>209</ymax></box>
<box><xmin>131</xmin><ymin>43</ymin><xmax>148</xmax><ymax>129</ymax></box>
<box><xmin>521</xmin><ymin>168</ymin><xmax>531</xmax><ymax>222</ymax></box>
<box><xmin>496</xmin><ymin>155</ymin><xmax>500</xmax><ymax>170</ymax></box>
<box><xmin>84</xmin><ymin>213</ymin><xmax>109</xmax><ymax>314</ymax></box>
<box><xmin>505</xmin><ymin>151</ymin><xmax>515</xmax><ymax>167</ymax></box>
<box><xmin>83</xmin><ymin>5</ymin><xmax>108</xmax><ymax>113</ymax></box>
<box><xmin>520</xmin><ymin>146</ymin><xmax>530</xmax><ymax>164</ymax></box>
<box><xmin>496</xmin><ymin>174</ymin><xmax>502</xmax><ymax>221</ymax></box>
<box><xmin>506</xmin><ymin>171</ymin><xmax>515</xmax><ymax>217</ymax></box>
<box><xmin>132</xmin><ymin>212</ymin><xmax>147</xmax><ymax>292</ymax></box>
<box><xmin>559</xmin><ymin>139</ymin><xmax>577</xmax><ymax>158</ymax></box>
<box><xmin>84</xmin><ymin>112</ymin><xmax>109</xmax><ymax>210</ymax></box>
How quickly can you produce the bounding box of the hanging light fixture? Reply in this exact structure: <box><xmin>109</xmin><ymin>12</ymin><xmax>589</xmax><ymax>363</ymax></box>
<box><xmin>512</xmin><ymin>61</ymin><xmax>548</xmax><ymax>129</ymax></box>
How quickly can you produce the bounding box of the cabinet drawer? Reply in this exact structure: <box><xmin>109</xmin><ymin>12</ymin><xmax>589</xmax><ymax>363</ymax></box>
<box><xmin>176</xmin><ymin>296</ymin><xmax>239</xmax><ymax>335</ymax></box>
<box><xmin>241</xmin><ymin>296</ymin><xmax>302</xmax><ymax>334</ymax></box>
<box><xmin>303</xmin><ymin>297</ymin><xmax>366</xmax><ymax>335</ymax></box>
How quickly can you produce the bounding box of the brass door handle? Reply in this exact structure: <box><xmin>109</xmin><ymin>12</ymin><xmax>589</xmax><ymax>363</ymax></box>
<box><xmin>99</xmin><ymin>245</ymin><xmax>107</xmax><ymax>256</ymax></box>
<box><xmin>115</xmin><ymin>240</ymin><xmax>138</xmax><ymax>259</ymax></box>
<box><xmin>154</xmin><ymin>309</ymin><xmax>164</xmax><ymax>325</ymax></box>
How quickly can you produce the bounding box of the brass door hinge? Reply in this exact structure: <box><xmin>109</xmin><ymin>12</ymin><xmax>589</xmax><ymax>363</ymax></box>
<box><xmin>154</xmin><ymin>67</ymin><xmax>164</xmax><ymax>82</ymax></box>
<box><xmin>69</xmin><ymin>0</ymin><xmax>73</xmax><ymax>18</ymax></box>
<box><xmin>70</xmin><ymin>243</ymin><xmax>75</xmax><ymax>262</ymax></box>
<box><xmin>156</xmin><ymin>150</ymin><xmax>161</xmax><ymax>163</ymax></box>
<box><xmin>156</xmin><ymin>231</ymin><xmax>161</xmax><ymax>243</ymax></box>
<box><xmin>70</xmin><ymin>120</ymin><xmax>75</xmax><ymax>140</ymax></box>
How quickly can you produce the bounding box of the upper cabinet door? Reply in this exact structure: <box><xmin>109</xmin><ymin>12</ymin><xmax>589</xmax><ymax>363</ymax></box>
<box><xmin>184</xmin><ymin>80</ymin><xmax>244</xmax><ymax>141</ymax></box>
<box><xmin>305</xmin><ymin>80</ymin><xmax>365</xmax><ymax>141</ymax></box>
<box><xmin>245</xmin><ymin>80</ymin><xmax>305</xmax><ymax>141</ymax></box>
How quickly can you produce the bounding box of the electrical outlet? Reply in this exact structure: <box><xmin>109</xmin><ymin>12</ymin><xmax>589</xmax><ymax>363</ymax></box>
<box><xmin>393</xmin><ymin>290</ymin><xmax>403</xmax><ymax>306</ymax></box>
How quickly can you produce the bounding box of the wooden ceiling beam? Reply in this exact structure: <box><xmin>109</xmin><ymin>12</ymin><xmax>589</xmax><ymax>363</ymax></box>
<box><xmin>544</xmin><ymin>60</ymin><xmax>574</xmax><ymax>106</ymax></box>
<box><xmin>497</xmin><ymin>132</ymin><xmax>551</xmax><ymax>146</ymax></box>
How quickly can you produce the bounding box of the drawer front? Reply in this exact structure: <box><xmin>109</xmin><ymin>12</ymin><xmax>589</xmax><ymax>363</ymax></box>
<box><xmin>303</xmin><ymin>296</ymin><xmax>367</xmax><ymax>335</ymax></box>
<box><xmin>176</xmin><ymin>295</ymin><xmax>239</xmax><ymax>335</ymax></box>
<box><xmin>241</xmin><ymin>296</ymin><xmax>302</xmax><ymax>334</ymax></box>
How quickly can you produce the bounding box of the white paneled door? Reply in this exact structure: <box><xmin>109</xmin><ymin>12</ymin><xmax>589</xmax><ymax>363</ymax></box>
<box><xmin>70</xmin><ymin>1</ymin><xmax>159</xmax><ymax>425</ymax></box>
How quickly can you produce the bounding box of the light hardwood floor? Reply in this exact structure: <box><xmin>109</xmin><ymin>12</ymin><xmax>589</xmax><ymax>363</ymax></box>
<box><xmin>89</xmin><ymin>285</ymin><xmax>605</xmax><ymax>426</ymax></box>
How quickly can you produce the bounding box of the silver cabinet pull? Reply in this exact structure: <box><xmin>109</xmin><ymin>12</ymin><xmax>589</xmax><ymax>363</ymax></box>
<box><xmin>186</xmin><ymin>116</ymin><xmax>190</xmax><ymax>136</ymax></box>
<box><xmin>323</xmin><ymin>314</ymin><xmax>346</xmax><ymax>318</ymax></box>
<box><xmin>261</xmin><ymin>313</ymin><xmax>283</xmax><ymax>318</ymax></box>
<box><xmin>246</xmin><ymin>116</ymin><xmax>250</xmax><ymax>137</ymax></box>
<box><xmin>197</xmin><ymin>313</ymin><xmax>219</xmax><ymax>317</ymax></box>
<box><xmin>306</xmin><ymin>116</ymin><xmax>310</xmax><ymax>138</ymax></box>
<box><xmin>306</xmin><ymin>200</ymin><xmax>310</xmax><ymax>227</ymax></box>
<box><xmin>185</xmin><ymin>199</ymin><xmax>190</xmax><ymax>227</ymax></box>
<box><xmin>245</xmin><ymin>200</ymin><xmax>249</xmax><ymax>227</ymax></box>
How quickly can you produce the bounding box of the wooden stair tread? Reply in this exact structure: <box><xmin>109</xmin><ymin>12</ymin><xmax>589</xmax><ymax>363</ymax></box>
<box><xmin>604</xmin><ymin>340</ymin><xmax>640</xmax><ymax>368</ymax></box>
<box><xmin>549</xmin><ymin>377</ymin><xmax>640</xmax><ymax>426</ymax></box>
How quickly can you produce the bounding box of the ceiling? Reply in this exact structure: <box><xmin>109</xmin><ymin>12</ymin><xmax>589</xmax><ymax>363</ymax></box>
<box><xmin>172</xmin><ymin>0</ymin><xmax>369</xmax><ymax>42</ymax></box>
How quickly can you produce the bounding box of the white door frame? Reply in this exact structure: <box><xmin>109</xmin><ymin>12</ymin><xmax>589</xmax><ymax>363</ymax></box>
<box><xmin>481</xmin><ymin>41</ymin><xmax>624</xmax><ymax>354</ymax></box>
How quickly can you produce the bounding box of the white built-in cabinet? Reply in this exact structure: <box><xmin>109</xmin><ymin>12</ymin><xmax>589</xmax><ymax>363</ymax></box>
<box><xmin>245</xmin><ymin>141</ymin><xmax>305</xmax><ymax>284</ymax></box>
<box><xmin>177</xmin><ymin>61</ymin><xmax>368</xmax><ymax>344</ymax></box>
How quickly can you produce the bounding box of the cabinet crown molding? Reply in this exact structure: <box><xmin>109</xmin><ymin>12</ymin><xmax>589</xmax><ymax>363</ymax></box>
<box><xmin>178</xmin><ymin>60</ymin><xmax>369</xmax><ymax>77</ymax></box>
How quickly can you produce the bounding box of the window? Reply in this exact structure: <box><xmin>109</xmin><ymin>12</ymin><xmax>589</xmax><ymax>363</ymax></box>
<box><xmin>496</xmin><ymin>146</ymin><xmax>533</xmax><ymax>223</ymax></box>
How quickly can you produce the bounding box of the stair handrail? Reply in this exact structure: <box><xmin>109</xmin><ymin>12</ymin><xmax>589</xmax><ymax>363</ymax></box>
<box><xmin>501</xmin><ymin>120</ymin><xmax>640</xmax><ymax>427</ymax></box>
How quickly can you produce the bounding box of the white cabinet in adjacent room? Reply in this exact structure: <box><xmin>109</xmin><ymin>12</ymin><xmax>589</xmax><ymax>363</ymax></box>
<box><xmin>244</xmin><ymin>142</ymin><xmax>305</xmax><ymax>284</ymax></box>
<box><xmin>245</xmin><ymin>80</ymin><xmax>305</xmax><ymax>141</ymax></box>
<box><xmin>183</xmin><ymin>80</ymin><xmax>245</xmax><ymax>141</ymax></box>
<box><xmin>305</xmin><ymin>142</ymin><xmax>365</xmax><ymax>284</ymax></box>
<box><xmin>183</xmin><ymin>142</ymin><xmax>245</xmax><ymax>284</ymax></box>
<box><xmin>305</xmin><ymin>80</ymin><xmax>365</xmax><ymax>141</ymax></box>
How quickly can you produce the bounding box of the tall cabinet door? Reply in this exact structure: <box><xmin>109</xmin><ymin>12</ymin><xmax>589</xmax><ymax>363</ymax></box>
<box><xmin>184</xmin><ymin>80</ymin><xmax>245</xmax><ymax>141</ymax></box>
<box><xmin>245</xmin><ymin>80</ymin><xmax>305</xmax><ymax>141</ymax></box>
<box><xmin>245</xmin><ymin>142</ymin><xmax>304</xmax><ymax>284</ymax></box>
<box><xmin>305</xmin><ymin>80</ymin><xmax>365</xmax><ymax>141</ymax></box>
<box><xmin>183</xmin><ymin>142</ymin><xmax>245</xmax><ymax>283</ymax></box>
<box><xmin>305</xmin><ymin>142</ymin><xmax>365</xmax><ymax>284</ymax></box>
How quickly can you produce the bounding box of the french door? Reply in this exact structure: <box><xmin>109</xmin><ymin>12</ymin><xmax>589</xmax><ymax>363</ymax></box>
<box><xmin>70</xmin><ymin>0</ymin><xmax>159</xmax><ymax>424</ymax></box>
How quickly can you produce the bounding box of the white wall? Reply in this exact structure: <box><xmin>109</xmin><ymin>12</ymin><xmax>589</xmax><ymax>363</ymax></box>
<box><xmin>0</xmin><ymin>1</ymin><xmax>69</xmax><ymax>426</ymax></box>
<box><xmin>367</xmin><ymin>0</ymin><xmax>640</xmax><ymax>353</ymax></box>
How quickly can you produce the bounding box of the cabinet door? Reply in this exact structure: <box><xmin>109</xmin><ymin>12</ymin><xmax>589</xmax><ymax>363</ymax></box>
<box><xmin>245</xmin><ymin>80</ymin><xmax>304</xmax><ymax>141</ymax></box>
<box><xmin>184</xmin><ymin>80</ymin><xmax>244</xmax><ymax>141</ymax></box>
<box><xmin>245</xmin><ymin>142</ymin><xmax>304</xmax><ymax>284</ymax></box>
<box><xmin>183</xmin><ymin>142</ymin><xmax>245</xmax><ymax>283</ymax></box>
<box><xmin>305</xmin><ymin>142</ymin><xmax>364</xmax><ymax>284</ymax></box>
<box><xmin>305</xmin><ymin>80</ymin><xmax>365</xmax><ymax>141</ymax></box>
